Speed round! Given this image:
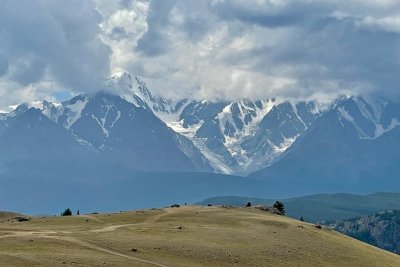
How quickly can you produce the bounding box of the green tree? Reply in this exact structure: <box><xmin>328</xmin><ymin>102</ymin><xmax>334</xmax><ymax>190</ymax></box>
<box><xmin>62</xmin><ymin>208</ymin><xmax>72</xmax><ymax>216</ymax></box>
<box><xmin>273</xmin><ymin>201</ymin><xmax>285</xmax><ymax>215</ymax></box>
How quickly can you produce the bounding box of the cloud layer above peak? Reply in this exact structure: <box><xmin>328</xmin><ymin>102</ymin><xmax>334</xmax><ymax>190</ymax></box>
<box><xmin>98</xmin><ymin>0</ymin><xmax>400</xmax><ymax>101</ymax></box>
<box><xmin>1</xmin><ymin>0</ymin><xmax>400</xmax><ymax>107</ymax></box>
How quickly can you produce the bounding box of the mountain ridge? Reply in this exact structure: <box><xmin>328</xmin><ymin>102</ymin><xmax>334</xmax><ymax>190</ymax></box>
<box><xmin>1</xmin><ymin>72</ymin><xmax>400</xmax><ymax>195</ymax></box>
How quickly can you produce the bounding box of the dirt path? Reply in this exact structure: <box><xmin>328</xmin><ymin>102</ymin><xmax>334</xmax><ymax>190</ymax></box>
<box><xmin>90</xmin><ymin>223</ymin><xmax>137</xmax><ymax>233</ymax></box>
<box><xmin>0</xmin><ymin>230</ymin><xmax>168</xmax><ymax>267</ymax></box>
<box><xmin>0</xmin><ymin>230</ymin><xmax>57</xmax><ymax>239</ymax></box>
<box><xmin>44</xmin><ymin>235</ymin><xmax>169</xmax><ymax>267</ymax></box>
<box><xmin>90</xmin><ymin>208</ymin><xmax>175</xmax><ymax>233</ymax></box>
<box><xmin>0</xmin><ymin>208</ymin><xmax>195</xmax><ymax>266</ymax></box>
<box><xmin>144</xmin><ymin>208</ymin><xmax>174</xmax><ymax>224</ymax></box>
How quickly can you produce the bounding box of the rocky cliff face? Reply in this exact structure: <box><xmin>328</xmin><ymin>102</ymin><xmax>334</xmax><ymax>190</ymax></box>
<box><xmin>327</xmin><ymin>210</ymin><xmax>400</xmax><ymax>254</ymax></box>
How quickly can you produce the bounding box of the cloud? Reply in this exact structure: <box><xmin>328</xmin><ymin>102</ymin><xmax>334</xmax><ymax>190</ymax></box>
<box><xmin>95</xmin><ymin>0</ymin><xmax>400</xmax><ymax>101</ymax></box>
<box><xmin>208</xmin><ymin>0</ymin><xmax>328</xmax><ymax>28</ymax></box>
<box><xmin>2</xmin><ymin>0</ymin><xmax>400</xmax><ymax>108</ymax></box>
<box><xmin>358</xmin><ymin>15</ymin><xmax>400</xmax><ymax>33</ymax></box>
<box><xmin>0</xmin><ymin>0</ymin><xmax>110</xmax><ymax>107</ymax></box>
<box><xmin>0</xmin><ymin>54</ymin><xmax>8</xmax><ymax>77</ymax></box>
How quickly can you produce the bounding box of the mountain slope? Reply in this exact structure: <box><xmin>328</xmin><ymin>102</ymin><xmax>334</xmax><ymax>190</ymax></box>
<box><xmin>0</xmin><ymin>107</ymin><xmax>86</xmax><ymax>162</ymax></box>
<box><xmin>0</xmin><ymin>92</ymin><xmax>212</xmax><ymax>174</ymax></box>
<box><xmin>328</xmin><ymin>210</ymin><xmax>400</xmax><ymax>254</ymax></box>
<box><xmin>106</xmin><ymin>72</ymin><xmax>187</xmax><ymax>116</ymax></box>
<box><xmin>2</xmin><ymin>72</ymin><xmax>400</xmax><ymax>194</ymax></box>
<box><xmin>168</xmin><ymin>98</ymin><xmax>323</xmax><ymax>174</ymax></box>
<box><xmin>250</xmin><ymin>97</ymin><xmax>400</xmax><ymax>195</ymax></box>
<box><xmin>102</xmin><ymin>72</ymin><xmax>329</xmax><ymax>175</ymax></box>
<box><xmin>65</xmin><ymin>92</ymin><xmax>202</xmax><ymax>172</ymax></box>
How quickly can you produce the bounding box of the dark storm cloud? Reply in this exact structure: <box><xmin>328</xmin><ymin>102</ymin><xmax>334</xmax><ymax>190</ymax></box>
<box><xmin>2</xmin><ymin>0</ymin><xmax>400</xmax><ymax>106</ymax></box>
<box><xmin>208</xmin><ymin>0</ymin><xmax>325</xmax><ymax>28</ymax></box>
<box><xmin>103</xmin><ymin>0</ymin><xmax>400</xmax><ymax>100</ymax></box>
<box><xmin>136</xmin><ymin>0</ymin><xmax>214</xmax><ymax>56</ymax></box>
<box><xmin>0</xmin><ymin>0</ymin><xmax>111</xmax><ymax>92</ymax></box>
<box><xmin>227</xmin><ymin>16</ymin><xmax>400</xmax><ymax>92</ymax></box>
<box><xmin>136</xmin><ymin>0</ymin><xmax>176</xmax><ymax>56</ymax></box>
<box><xmin>203</xmin><ymin>0</ymin><xmax>400</xmax><ymax>97</ymax></box>
<box><xmin>0</xmin><ymin>55</ymin><xmax>8</xmax><ymax>77</ymax></box>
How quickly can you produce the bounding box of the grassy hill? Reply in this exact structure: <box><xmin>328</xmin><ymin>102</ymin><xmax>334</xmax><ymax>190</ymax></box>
<box><xmin>199</xmin><ymin>192</ymin><xmax>400</xmax><ymax>222</ymax></box>
<box><xmin>0</xmin><ymin>211</ymin><xmax>24</xmax><ymax>220</ymax></box>
<box><xmin>0</xmin><ymin>206</ymin><xmax>399</xmax><ymax>266</ymax></box>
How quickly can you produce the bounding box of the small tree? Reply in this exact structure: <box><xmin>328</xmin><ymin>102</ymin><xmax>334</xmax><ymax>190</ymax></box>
<box><xmin>62</xmin><ymin>208</ymin><xmax>72</xmax><ymax>216</ymax></box>
<box><xmin>273</xmin><ymin>201</ymin><xmax>285</xmax><ymax>215</ymax></box>
<box><xmin>246</xmin><ymin>202</ymin><xmax>252</xmax><ymax>207</ymax></box>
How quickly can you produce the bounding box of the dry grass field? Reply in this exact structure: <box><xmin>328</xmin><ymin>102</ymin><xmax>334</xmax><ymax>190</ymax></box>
<box><xmin>0</xmin><ymin>206</ymin><xmax>399</xmax><ymax>266</ymax></box>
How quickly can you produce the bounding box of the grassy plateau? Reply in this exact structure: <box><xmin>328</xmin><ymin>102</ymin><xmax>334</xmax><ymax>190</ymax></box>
<box><xmin>0</xmin><ymin>206</ymin><xmax>399</xmax><ymax>266</ymax></box>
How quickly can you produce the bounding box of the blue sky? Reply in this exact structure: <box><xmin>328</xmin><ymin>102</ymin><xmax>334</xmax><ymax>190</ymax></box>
<box><xmin>0</xmin><ymin>0</ymin><xmax>400</xmax><ymax>108</ymax></box>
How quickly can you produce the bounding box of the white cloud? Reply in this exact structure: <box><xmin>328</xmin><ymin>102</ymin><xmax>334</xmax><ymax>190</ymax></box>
<box><xmin>358</xmin><ymin>16</ymin><xmax>400</xmax><ymax>33</ymax></box>
<box><xmin>0</xmin><ymin>0</ymin><xmax>110</xmax><ymax>108</ymax></box>
<box><xmin>95</xmin><ymin>0</ymin><xmax>400</xmax><ymax>102</ymax></box>
<box><xmin>2</xmin><ymin>0</ymin><xmax>400</xmax><ymax>109</ymax></box>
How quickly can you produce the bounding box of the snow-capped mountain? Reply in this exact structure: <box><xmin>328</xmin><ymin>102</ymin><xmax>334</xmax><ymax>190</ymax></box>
<box><xmin>335</xmin><ymin>96</ymin><xmax>400</xmax><ymax>139</ymax></box>
<box><xmin>0</xmin><ymin>90</ymin><xmax>212</xmax><ymax>173</ymax></box>
<box><xmin>0</xmin><ymin>105</ymin><xmax>90</xmax><ymax>176</ymax></box>
<box><xmin>2</xmin><ymin>72</ymin><xmax>400</xmax><ymax>187</ymax></box>
<box><xmin>152</xmin><ymin>96</ymin><xmax>323</xmax><ymax>174</ymax></box>
<box><xmin>1</xmin><ymin>72</ymin><xmax>322</xmax><ymax>175</ymax></box>
<box><xmin>250</xmin><ymin>96</ymin><xmax>400</xmax><ymax>195</ymax></box>
<box><xmin>100</xmin><ymin>73</ymin><xmax>328</xmax><ymax>174</ymax></box>
<box><xmin>4</xmin><ymin>72</ymin><xmax>400</xmax><ymax>215</ymax></box>
<box><xmin>106</xmin><ymin>72</ymin><xmax>188</xmax><ymax>117</ymax></box>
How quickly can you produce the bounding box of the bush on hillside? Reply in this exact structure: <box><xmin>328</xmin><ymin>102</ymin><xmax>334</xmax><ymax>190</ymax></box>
<box><xmin>62</xmin><ymin>208</ymin><xmax>72</xmax><ymax>216</ymax></box>
<box><xmin>273</xmin><ymin>201</ymin><xmax>285</xmax><ymax>215</ymax></box>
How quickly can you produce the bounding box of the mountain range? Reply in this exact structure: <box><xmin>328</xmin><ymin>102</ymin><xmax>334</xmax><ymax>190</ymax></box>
<box><xmin>1</xmin><ymin>71</ymin><xmax>400</xmax><ymax>207</ymax></box>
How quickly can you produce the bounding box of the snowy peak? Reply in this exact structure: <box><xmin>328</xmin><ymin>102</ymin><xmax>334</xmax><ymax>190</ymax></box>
<box><xmin>0</xmin><ymin>103</ymin><xmax>29</xmax><ymax>120</ymax></box>
<box><xmin>257</xmin><ymin>101</ymin><xmax>321</xmax><ymax>145</ymax></box>
<box><xmin>0</xmin><ymin>106</ymin><xmax>84</xmax><ymax>161</ymax></box>
<box><xmin>106</xmin><ymin>72</ymin><xmax>134</xmax><ymax>91</ymax></box>
<box><xmin>217</xmin><ymin>99</ymin><xmax>276</xmax><ymax>138</ymax></box>
<box><xmin>170</xmin><ymin>97</ymin><xmax>323</xmax><ymax>175</ymax></box>
<box><xmin>59</xmin><ymin>95</ymin><xmax>90</xmax><ymax>129</ymax></box>
<box><xmin>76</xmin><ymin>93</ymin><xmax>123</xmax><ymax>140</ymax></box>
<box><xmin>61</xmin><ymin>92</ymin><xmax>139</xmax><ymax>148</ymax></box>
<box><xmin>178</xmin><ymin>100</ymin><xmax>228</xmax><ymax>129</ymax></box>
<box><xmin>3</xmin><ymin>101</ymin><xmax>62</xmax><ymax>123</ymax></box>
<box><xmin>3</xmin><ymin>70</ymin><xmax>400</xmax><ymax>177</ymax></box>
<box><xmin>336</xmin><ymin>96</ymin><xmax>400</xmax><ymax>139</ymax></box>
<box><xmin>106</xmin><ymin>72</ymin><xmax>186</xmax><ymax>117</ymax></box>
<box><xmin>0</xmin><ymin>92</ymin><xmax>211</xmax><ymax>173</ymax></box>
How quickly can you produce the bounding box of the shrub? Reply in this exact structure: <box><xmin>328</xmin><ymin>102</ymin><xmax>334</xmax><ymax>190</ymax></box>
<box><xmin>273</xmin><ymin>201</ymin><xmax>285</xmax><ymax>215</ymax></box>
<box><xmin>62</xmin><ymin>208</ymin><xmax>72</xmax><ymax>216</ymax></box>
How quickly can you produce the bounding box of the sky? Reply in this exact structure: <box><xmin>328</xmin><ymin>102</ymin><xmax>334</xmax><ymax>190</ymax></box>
<box><xmin>1</xmin><ymin>0</ymin><xmax>400</xmax><ymax>108</ymax></box>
